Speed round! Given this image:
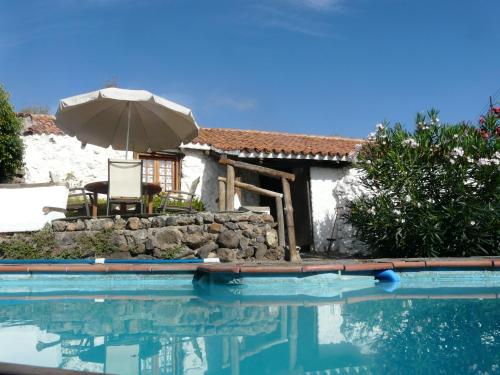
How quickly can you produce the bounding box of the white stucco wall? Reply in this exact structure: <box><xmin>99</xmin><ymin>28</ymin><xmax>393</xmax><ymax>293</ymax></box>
<box><xmin>310</xmin><ymin>166</ymin><xmax>369</xmax><ymax>253</ymax></box>
<box><xmin>310</xmin><ymin>167</ymin><xmax>345</xmax><ymax>252</ymax></box>
<box><xmin>180</xmin><ymin>150</ymin><xmax>260</xmax><ymax>211</ymax></box>
<box><xmin>23</xmin><ymin>134</ymin><xmax>126</xmax><ymax>185</ymax></box>
<box><xmin>317</xmin><ymin>304</ymin><xmax>344</xmax><ymax>345</ymax></box>
<box><xmin>180</xmin><ymin>150</ymin><xmax>224</xmax><ymax>211</ymax></box>
<box><xmin>22</xmin><ymin>135</ymin><xmax>260</xmax><ymax>212</ymax></box>
<box><xmin>330</xmin><ymin>167</ymin><xmax>371</xmax><ymax>256</ymax></box>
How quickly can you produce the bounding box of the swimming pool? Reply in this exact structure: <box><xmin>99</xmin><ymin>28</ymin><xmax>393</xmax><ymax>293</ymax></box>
<box><xmin>0</xmin><ymin>270</ymin><xmax>499</xmax><ymax>374</ymax></box>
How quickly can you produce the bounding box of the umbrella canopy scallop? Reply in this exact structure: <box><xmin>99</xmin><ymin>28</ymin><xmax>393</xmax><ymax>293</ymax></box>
<box><xmin>55</xmin><ymin>88</ymin><xmax>199</xmax><ymax>153</ymax></box>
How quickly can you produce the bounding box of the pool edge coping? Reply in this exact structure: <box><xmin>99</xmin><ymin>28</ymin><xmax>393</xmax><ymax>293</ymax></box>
<box><xmin>0</xmin><ymin>258</ymin><xmax>498</xmax><ymax>274</ymax></box>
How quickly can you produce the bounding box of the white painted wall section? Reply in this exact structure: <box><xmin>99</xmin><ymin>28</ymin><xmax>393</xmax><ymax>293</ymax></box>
<box><xmin>180</xmin><ymin>150</ymin><xmax>260</xmax><ymax>211</ymax></box>
<box><xmin>180</xmin><ymin>150</ymin><xmax>225</xmax><ymax>211</ymax></box>
<box><xmin>310</xmin><ymin>167</ymin><xmax>345</xmax><ymax>252</ymax></box>
<box><xmin>23</xmin><ymin>134</ymin><xmax>125</xmax><ymax>185</ymax></box>
<box><xmin>317</xmin><ymin>304</ymin><xmax>344</xmax><ymax>345</ymax></box>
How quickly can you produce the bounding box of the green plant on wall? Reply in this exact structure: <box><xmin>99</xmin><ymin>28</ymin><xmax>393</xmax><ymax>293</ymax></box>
<box><xmin>0</xmin><ymin>225</ymin><xmax>56</xmax><ymax>259</ymax></box>
<box><xmin>74</xmin><ymin>230</ymin><xmax>116</xmax><ymax>257</ymax></box>
<box><xmin>0</xmin><ymin>84</ymin><xmax>24</xmax><ymax>183</ymax></box>
<box><xmin>152</xmin><ymin>194</ymin><xmax>205</xmax><ymax>212</ymax></box>
<box><xmin>0</xmin><ymin>227</ymin><xmax>116</xmax><ymax>259</ymax></box>
<box><xmin>348</xmin><ymin>109</ymin><xmax>499</xmax><ymax>257</ymax></box>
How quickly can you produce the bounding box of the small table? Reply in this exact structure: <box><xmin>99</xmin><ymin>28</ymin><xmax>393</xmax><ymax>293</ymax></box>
<box><xmin>84</xmin><ymin>181</ymin><xmax>162</xmax><ymax>217</ymax></box>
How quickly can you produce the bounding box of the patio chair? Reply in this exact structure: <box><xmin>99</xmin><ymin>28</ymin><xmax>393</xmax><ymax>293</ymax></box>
<box><xmin>66</xmin><ymin>187</ymin><xmax>93</xmax><ymax>217</ymax></box>
<box><xmin>160</xmin><ymin>177</ymin><xmax>200</xmax><ymax>213</ymax></box>
<box><xmin>107</xmin><ymin>159</ymin><xmax>143</xmax><ymax>216</ymax></box>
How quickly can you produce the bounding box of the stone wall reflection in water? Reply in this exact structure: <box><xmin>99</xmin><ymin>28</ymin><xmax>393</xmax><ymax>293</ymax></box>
<box><xmin>0</xmin><ymin>286</ymin><xmax>499</xmax><ymax>374</ymax></box>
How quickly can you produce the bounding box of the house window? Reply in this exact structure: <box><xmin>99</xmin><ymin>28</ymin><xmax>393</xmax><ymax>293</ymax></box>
<box><xmin>136</xmin><ymin>154</ymin><xmax>181</xmax><ymax>191</ymax></box>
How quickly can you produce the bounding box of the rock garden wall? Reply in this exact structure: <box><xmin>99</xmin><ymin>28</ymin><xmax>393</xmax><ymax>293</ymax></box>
<box><xmin>0</xmin><ymin>212</ymin><xmax>284</xmax><ymax>262</ymax></box>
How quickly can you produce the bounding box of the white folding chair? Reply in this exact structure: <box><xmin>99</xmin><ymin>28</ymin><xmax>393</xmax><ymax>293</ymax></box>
<box><xmin>107</xmin><ymin>159</ymin><xmax>143</xmax><ymax>216</ymax></box>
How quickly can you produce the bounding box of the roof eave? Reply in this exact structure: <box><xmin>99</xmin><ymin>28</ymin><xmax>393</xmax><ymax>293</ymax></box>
<box><xmin>180</xmin><ymin>142</ymin><xmax>354</xmax><ymax>162</ymax></box>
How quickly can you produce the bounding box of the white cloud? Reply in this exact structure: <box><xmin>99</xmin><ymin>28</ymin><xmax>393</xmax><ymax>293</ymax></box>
<box><xmin>288</xmin><ymin>0</ymin><xmax>342</xmax><ymax>11</ymax></box>
<box><xmin>208</xmin><ymin>96</ymin><xmax>257</xmax><ymax>112</ymax></box>
<box><xmin>247</xmin><ymin>0</ymin><xmax>344</xmax><ymax>37</ymax></box>
<box><xmin>252</xmin><ymin>5</ymin><xmax>332</xmax><ymax>37</ymax></box>
<box><xmin>161</xmin><ymin>92</ymin><xmax>196</xmax><ymax>109</ymax></box>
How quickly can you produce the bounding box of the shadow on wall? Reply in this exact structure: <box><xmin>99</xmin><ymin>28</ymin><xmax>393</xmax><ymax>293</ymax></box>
<box><xmin>313</xmin><ymin>209</ymin><xmax>369</xmax><ymax>258</ymax></box>
<box><xmin>329</xmin><ymin>176</ymin><xmax>370</xmax><ymax>258</ymax></box>
<box><xmin>200</xmin><ymin>158</ymin><xmax>225</xmax><ymax>211</ymax></box>
<box><xmin>313</xmin><ymin>213</ymin><xmax>336</xmax><ymax>253</ymax></box>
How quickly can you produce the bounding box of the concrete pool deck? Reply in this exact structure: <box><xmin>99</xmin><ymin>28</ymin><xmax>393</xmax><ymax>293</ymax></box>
<box><xmin>0</xmin><ymin>257</ymin><xmax>498</xmax><ymax>274</ymax></box>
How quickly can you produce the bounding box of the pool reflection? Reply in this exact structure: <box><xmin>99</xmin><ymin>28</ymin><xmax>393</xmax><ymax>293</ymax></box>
<box><xmin>0</xmin><ymin>286</ymin><xmax>499</xmax><ymax>374</ymax></box>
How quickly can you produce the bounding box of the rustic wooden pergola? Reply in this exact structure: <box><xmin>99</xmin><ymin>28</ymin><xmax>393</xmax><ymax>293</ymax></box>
<box><xmin>218</xmin><ymin>157</ymin><xmax>300</xmax><ymax>262</ymax></box>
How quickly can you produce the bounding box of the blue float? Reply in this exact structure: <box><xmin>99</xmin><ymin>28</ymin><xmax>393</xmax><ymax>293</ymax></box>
<box><xmin>375</xmin><ymin>269</ymin><xmax>401</xmax><ymax>282</ymax></box>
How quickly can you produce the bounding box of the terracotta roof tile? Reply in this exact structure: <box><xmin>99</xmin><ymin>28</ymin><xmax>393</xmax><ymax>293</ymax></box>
<box><xmin>20</xmin><ymin>113</ymin><xmax>64</xmax><ymax>136</ymax></box>
<box><xmin>18</xmin><ymin>114</ymin><xmax>363</xmax><ymax>156</ymax></box>
<box><xmin>192</xmin><ymin>128</ymin><xmax>363</xmax><ymax>157</ymax></box>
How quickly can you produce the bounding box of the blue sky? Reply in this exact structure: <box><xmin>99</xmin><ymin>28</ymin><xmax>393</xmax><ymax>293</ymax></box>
<box><xmin>0</xmin><ymin>0</ymin><xmax>499</xmax><ymax>138</ymax></box>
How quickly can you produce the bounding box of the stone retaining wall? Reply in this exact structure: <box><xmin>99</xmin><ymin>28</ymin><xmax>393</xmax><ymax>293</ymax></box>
<box><xmin>1</xmin><ymin>212</ymin><xmax>284</xmax><ymax>262</ymax></box>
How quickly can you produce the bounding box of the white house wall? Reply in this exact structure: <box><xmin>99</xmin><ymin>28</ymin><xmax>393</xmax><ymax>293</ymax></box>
<box><xmin>180</xmin><ymin>150</ymin><xmax>260</xmax><ymax>211</ymax></box>
<box><xmin>22</xmin><ymin>134</ymin><xmax>126</xmax><ymax>185</ymax></box>
<box><xmin>310</xmin><ymin>167</ymin><xmax>345</xmax><ymax>252</ymax></box>
<box><xmin>310</xmin><ymin>166</ymin><xmax>370</xmax><ymax>255</ymax></box>
<box><xmin>22</xmin><ymin>135</ymin><xmax>366</xmax><ymax>254</ymax></box>
<box><xmin>180</xmin><ymin>150</ymin><xmax>224</xmax><ymax>212</ymax></box>
<box><xmin>22</xmin><ymin>135</ymin><xmax>259</xmax><ymax>212</ymax></box>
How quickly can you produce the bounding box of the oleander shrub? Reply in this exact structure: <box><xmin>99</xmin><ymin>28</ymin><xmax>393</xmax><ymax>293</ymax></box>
<box><xmin>0</xmin><ymin>84</ymin><xmax>24</xmax><ymax>183</ymax></box>
<box><xmin>348</xmin><ymin>109</ymin><xmax>499</xmax><ymax>257</ymax></box>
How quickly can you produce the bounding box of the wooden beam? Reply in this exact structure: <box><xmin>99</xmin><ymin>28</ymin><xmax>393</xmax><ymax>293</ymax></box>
<box><xmin>282</xmin><ymin>177</ymin><xmax>300</xmax><ymax>262</ymax></box>
<box><xmin>218</xmin><ymin>179</ymin><xmax>226</xmax><ymax>211</ymax></box>
<box><xmin>219</xmin><ymin>157</ymin><xmax>295</xmax><ymax>181</ymax></box>
<box><xmin>218</xmin><ymin>177</ymin><xmax>282</xmax><ymax>198</ymax></box>
<box><xmin>275</xmin><ymin>196</ymin><xmax>286</xmax><ymax>247</ymax></box>
<box><xmin>226</xmin><ymin>165</ymin><xmax>235</xmax><ymax>211</ymax></box>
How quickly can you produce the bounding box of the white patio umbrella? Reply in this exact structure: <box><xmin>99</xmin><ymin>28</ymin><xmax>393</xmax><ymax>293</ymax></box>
<box><xmin>55</xmin><ymin>88</ymin><xmax>198</xmax><ymax>158</ymax></box>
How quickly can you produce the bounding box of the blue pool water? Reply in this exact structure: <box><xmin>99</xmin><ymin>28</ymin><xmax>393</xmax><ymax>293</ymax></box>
<box><xmin>0</xmin><ymin>271</ymin><xmax>499</xmax><ymax>374</ymax></box>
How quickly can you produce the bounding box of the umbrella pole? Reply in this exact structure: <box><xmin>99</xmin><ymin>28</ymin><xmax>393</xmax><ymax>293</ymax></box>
<box><xmin>125</xmin><ymin>102</ymin><xmax>131</xmax><ymax>159</ymax></box>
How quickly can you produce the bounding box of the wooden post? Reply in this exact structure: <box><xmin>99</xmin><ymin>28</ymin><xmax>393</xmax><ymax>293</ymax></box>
<box><xmin>230</xmin><ymin>336</ymin><xmax>240</xmax><ymax>375</ymax></box>
<box><xmin>222</xmin><ymin>337</ymin><xmax>229</xmax><ymax>367</ymax></box>
<box><xmin>275</xmin><ymin>196</ymin><xmax>286</xmax><ymax>247</ymax></box>
<box><xmin>226</xmin><ymin>165</ymin><xmax>235</xmax><ymax>211</ymax></box>
<box><xmin>218</xmin><ymin>179</ymin><xmax>226</xmax><ymax>211</ymax></box>
<box><xmin>152</xmin><ymin>353</ymin><xmax>159</xmax><ymax>375</ymax></box>
<box><xmin>282</xmin><ymin>177</ymin><xmax>300</xmax><ymax>262</ymax></box>
<box><xmin>91</xmin><ymin>192</ymin><xmax>98</xmax><ymax>217</ymax></box>
<box><xmin>280</xmin><ymin>306</ymin><xmax>288</xmax><ymax>340</ymax></box>
<box><xmin>288</xmin><ymin>306</ymin><xmax>298</xmax><ymax>371</ymax></box>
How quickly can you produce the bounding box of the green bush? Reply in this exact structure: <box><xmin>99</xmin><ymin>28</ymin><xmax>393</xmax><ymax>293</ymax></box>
<box><xmin>0</xmin><ymin>227</ymin><xmax>117</xmax><ymax>259</ymax></box>
<box><xmin>74</xmin><ymin>230</ymin><xmax>115</xmax><ymax>257</ymax></box>
<box><xmin>152</xmin><ymin>194</ymin><xmax>205</xmax><ymax>212</ymax></box>
<box><xmin>0</xmin><ymin>85</ymin><xmax>24</xmax><ymax>183</ymax></box>
<box><xmin>1</xmin><ymin>226</ymin><xmax>56</xmax><ymax>259</ymax></box>
<box><xmin>348</xmin><ymin>109</ymin><xmax>499</xmax><ymax>257</ymax></box>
